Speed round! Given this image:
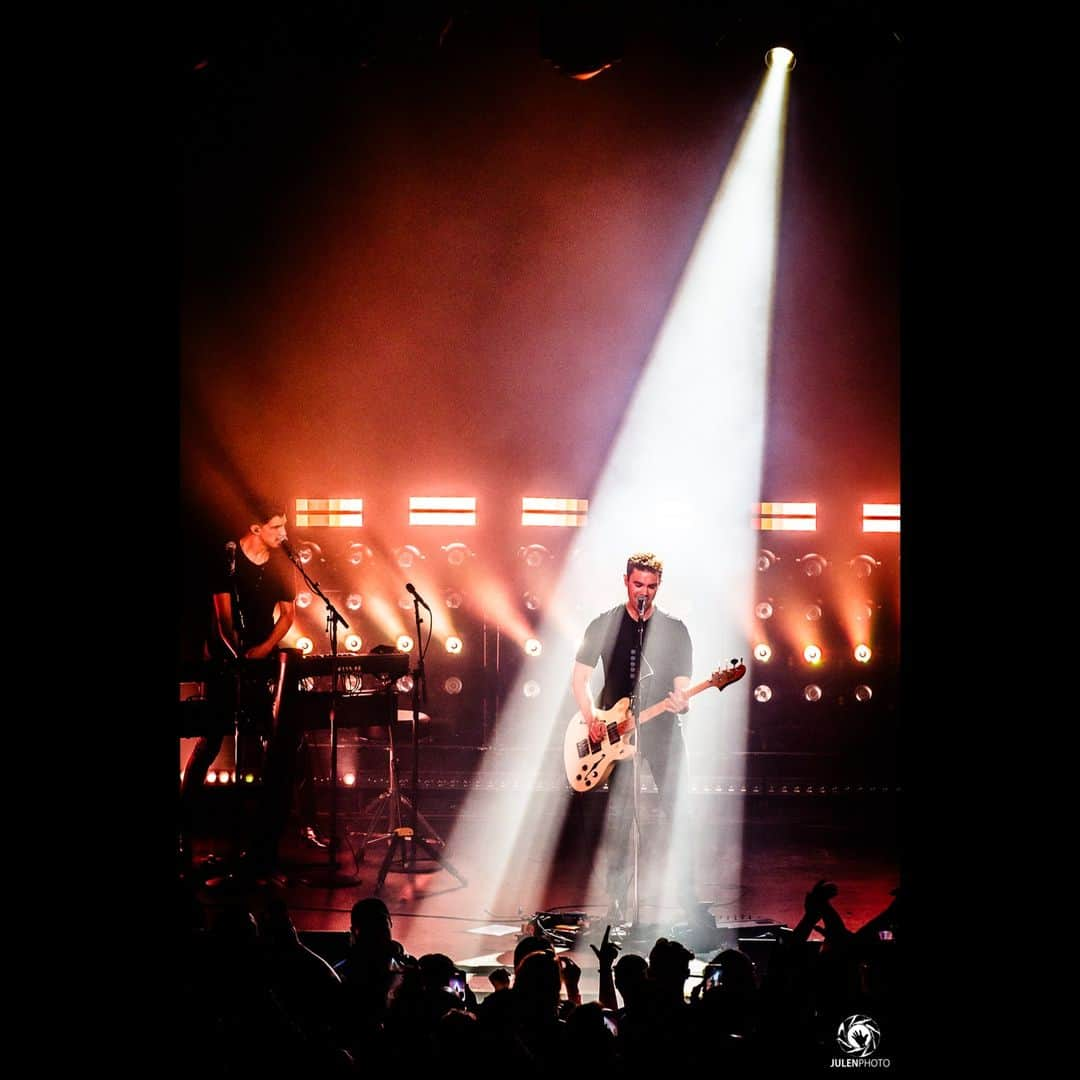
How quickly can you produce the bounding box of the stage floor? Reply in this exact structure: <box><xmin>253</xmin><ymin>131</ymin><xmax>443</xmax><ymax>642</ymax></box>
<box><xmin>182</xmin><ymin>786</ymin><xmax>900</xmax><ymax>998</ymax></box>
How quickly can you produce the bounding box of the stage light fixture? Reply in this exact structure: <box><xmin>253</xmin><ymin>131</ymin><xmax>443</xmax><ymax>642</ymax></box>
<box><xmin>518</xmin><ymin>544</ymin><xmax>553</xmax><ymax>569</ymax></box>
<box><xmin>346</xmin><ymin>593</ymin><xmax>363</xmax><ymax>611</ymax></box>
<box><xmin>524</xmin><ymin>638</ymin><xmax>543</xmax><ymax>657</ymax></box>
<box><xmin>346</xmin><ymin>542</ymin><xmax>373</xmax><ymax>566</ymax></box>
<box><xmin>395</xmin><ymin>545</ymin><xmax>424</xmax><ymax>569</ymax></box>
<box><xmin>755</xmin><ymin>600</ymin><xmax>774</xmax><ymax>620</ymax></box>
<box><xmin>207</xmin><ymin>770</ymin><xmax>218</xmax><ymax>784</ymax></box>
<box><xmin>442</xmin><ymin>542</ymin><xmax>475</xmax><ymax>567</ymax></box>
<box><xmin>444</xmin><ymin>676</ymin><xmax>463</xmax><ymax>695</ymax></box>
<box><xmin>446</xmin><ymin>635</ymin><xmax>463</xmax><ymax>655</ymax></box>
<box><xmin>343</xmin><ymin>772</ymin><xmax>356</xmax><ymax>786</ymax></box>
<box><xmin>765</xmin><ymin>46</ymin><xmax>796</xmax><ymax>71</ymax></box>
<box><xmin>804</xmin><ymin>603</ymin><xmax>823</xmax><ymax>622</ymax></box>
<box><xmin>854</xmin><ymin>684</ymin><xmax>873</xmax><ymax>702</ymax></box>
<box><xmin>754</xmin><ymin>685</ymin><xmax>773</xmax><ymax>703</ymax></box>
<box><xmin>345</xmin><ymin>634</ymin><xmax>363</xmax><ymax>653</ymax></box>
<box><xmin>243</xmin><ymin>773</ymin><xmax>255</xmax><ymax>784</ymax></box>
<box><xmin>797</xmin><ymin>553</ymin><xmax>828</xmax><ymax>577</ymax></box>
<box><xmin>396</xmin><ymin>635</ymin><xmax>414</xmax><ymax>653</ymax></box>
<box><xmin>854</xmin><ymin>644</ymin><xmax>872</xmax><ymax>663</ymax></box>
<box><xmin>855</xmin><ymin>600</ymin><xmax>874</xmax><ymax>622</ymax></box>
<box><xmin>523</xmin><ymin>592</ymin><xmax>542</xmax><ymax>611</ymax></box>
<box><xmin>757</xmin><ymin>549</ymin><xmax>779</xmax><ymax>572</ymax></box>
<box><xmin>218</xmin><ymin>770</ymin><xmax>232</xmax><ymax>784</ymax></box>
<box><xmin>803</xmin><ymin>644</ymin><xmax>822</xmax><ymax>664</ymax></box>
<box><xmin>397</xmin><ymin>675</ymin><xmax>414</xmax><ymax>694</ymax></box>
<box><xmin>523</xmin><ymin>680</ymin><xmax>541</xmax><ymax>698</ymax></box>
<box><xmin>804</xmin><ymin>684</ymin><xmax>822</xmax><ymax>702</ymax></box>
<box><xmin>444</xmin><ymin>589</ymin><xmax>463</xmax><ymax>609</ymax></box>
<box><xmin>295</xmin><ymin>591</ymin><xmax>313</xmax><ymax>609</ymax></box>
<box><xmin>296</xmin><ymin>540</ymin><xmax>323</xmax><ymax>566</ymax></box>
<box><xmin>850</xmin><ymin>554</ymin><xmax>881</xmax><ymax>578</ymax></box>
<box><xmin>753</xmin><ymin>642</ymin><xmax>772</xmax><ymax>662</ymax></box>
<box><xmin>296</xmin><ymin>636</ymin><xmax>315</xmax><ymax>655</ymax></box>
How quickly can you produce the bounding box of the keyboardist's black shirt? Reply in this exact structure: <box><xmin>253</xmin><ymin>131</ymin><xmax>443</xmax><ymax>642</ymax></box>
<box><xmin>207</xmin><ymin>543</ymin><xmax>295</xmax><ymax>657</ymax></box>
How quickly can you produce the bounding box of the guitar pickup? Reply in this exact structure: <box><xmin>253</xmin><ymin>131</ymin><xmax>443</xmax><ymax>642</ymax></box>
<box><xmin>576</xmin><ymin>738</ymin><xmax>592</xmax><ymax>758</ymax></box>
<box><xmin>606</xmin><ymin>723</ymin><xmax>620</xmax><ymax>744</ymax></box>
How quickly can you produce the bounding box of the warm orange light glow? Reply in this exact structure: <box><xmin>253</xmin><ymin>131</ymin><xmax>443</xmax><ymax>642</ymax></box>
<box><xmin>297</xmin><ymin>636</ymin><xmax>314</xmax><ymax>655</ymax></box>
<box><xmin>409</xmin><ymin>496</ymin><xmax>477</xmax><ymax>526</ymax></box>
<box><xmin>521</xmin><ymin>496</ymin><xmax>589</xmax><ymax>526</ymax></box>
<box><xmin>755</xmin><ymin>502</ymin><xmax>817</xmax><ymax>531</ymax></box>
<box><xmin>803</xmin><ymin>644</ymin><xmax>822</xmax><ymax>664</ymax></box>
<box><xmin>345</xmin><ymin>634</ymin><xmax>363</xmax><ymax>652</ymax></box>
<box><xmin>294</xmin><ymin>497</ymin><xmax>364</xmax><ymax>528</ymax></box>
<box><xmin>862</xmin><ymin>503</ymin><xmax>900</xmax><ymax>532</ymax></box>
<box><xmin>446</xmin><ymin>635</ymin><xmax>463</xmax><ymax>655</ymax></box>
<box><xmin>854</xmin><ymin>644</ymin><xmax>872</xmax><ymax>663</ymax></box>
<box><xmin>343</xmin><ymin>772</ymin><xmax>357</xmax><ymax>786</ymax></box>
<box><xmin>397</xmin><ymin>635</ymin><xmax>414</xmax><ymax>653</ymax></box>
<box><xmin>753</xmin><ymin>642</ymin><xmax>772</xmax><ymax>662</ymax></box>
<box><xmin>207</xmin><ymin>770</ymin><xmax>218</xmax><ymax>784</ymax></box>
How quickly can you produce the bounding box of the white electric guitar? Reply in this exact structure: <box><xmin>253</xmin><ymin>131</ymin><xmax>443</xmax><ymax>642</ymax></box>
<box><xmin>563</xmin><ymin>660</ymin><xmax>747</xmax><ymax>793</ymax></box>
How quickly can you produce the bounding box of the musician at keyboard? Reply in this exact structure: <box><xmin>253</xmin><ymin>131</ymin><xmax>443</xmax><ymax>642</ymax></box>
<box><xmin>179</xmin><ymin>498</ymin><xmax>318</xmax><ymax>875</ymax></box>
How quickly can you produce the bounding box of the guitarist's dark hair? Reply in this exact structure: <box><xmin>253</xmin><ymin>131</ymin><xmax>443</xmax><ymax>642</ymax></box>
<box><xmin>626</xmin><ymin>552</ymin><xmax>663</xmax><ymax>579</ymax></box>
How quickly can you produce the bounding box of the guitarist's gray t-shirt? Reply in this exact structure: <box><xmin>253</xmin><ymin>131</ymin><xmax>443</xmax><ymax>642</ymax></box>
<box><xmin>575</xmin><ymin>605</ymin><xmax>692</xmax><ymax>715</ymax></box>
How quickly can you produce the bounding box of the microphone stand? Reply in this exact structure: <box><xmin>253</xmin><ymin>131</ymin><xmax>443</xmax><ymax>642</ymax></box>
<box><xmin>284</xmin><ymin>545</ymin><xmax>359</xmax><ymax>888</ymax></box>
<box><xmin>628</xmin><ymin>597</ymin><xmax>647</xmax><ymax>928</ymax></box>
<box><xmin>372</xmin><ymin>588</ymin><xmax>467</xmax><ymax>896</ymax></box>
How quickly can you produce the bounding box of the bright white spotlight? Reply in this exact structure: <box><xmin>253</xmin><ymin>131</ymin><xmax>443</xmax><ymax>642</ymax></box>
<box><xmin>295</xmin><ymin>591</ymin><xmax>313</xmax><ymax>609</ymax></box>
<box><xmin>803</xmin><ymin>644</ymin><xmax>822</xmax><ymax>664</ymax></box>
<box><xmin>218</xmin><ymin>770</ymin><xmax>232</xmax><ymax>784</ymax></box>
<box><xmin>753</xmin><ymin>642</ymin><xmax>772</xmax><ymax>662</ymax></box>
<box><xmin>444</xmin><ymin>676</ymin><xmax>463</xmax><ymax>695</ymax></box>
<box><xmin>207</xmin><ymin>770</ymin><xmax>218</xmax><ymax>784</ymax></box>
<box><xmin>851</xmin><ymin>554</ymin><xmax>880</xmax><ymax>578</ymax></box>
<box><xmin>345</xmin><ymin>634</ymin><xmax>363</xmax><ymax>653</ymax></box>
<box><xmin>854</xmin><ymin>684</ymin><xmax>873</xmax><ymax>702</ymax></box>
<box><xmin>757</xmin><ymin>549</ymin><xmax>779</xmax><ymax>572</ymax></box>
<box><xmin>346</xmin><ymin>593</ymin><xmax>363</xmax><ymax>611</ymax></box>
<box><xmin>442</xmin><ymin>542</ymin><xmax>475</xmax><ymax>567</ymax></box>
<box><xmin>396</xmin><ymin>635</ymin><xmax>414</xmax><ymax>653</ymax></box>
<box><xmin>446</xmin><ymin>635</ymin><xmax>463</xmax><ymax>655</ymax></box>
<box><xmin>765</xmin><ymin>46</ymin><xmax>796</xmax><ymax>71</ymax></box>
<box><xmin>296</xmin><ymin>636</ymin><xmax>314</xmax><ymax>655</ymax></box>
<box><xmin>296</xmin><ymin>541</ymin><xmax>322</xmax><ymax>566</ymax></box>
<box><xmin>343</xmin><ymin>772</ymin><xmax>357</xmax><ymax>786</ymax></box>
<box><xmin>346</xmin><ymin>542</ymin><xmax>372</xmax><ymax>566</ymax></box>
<box><xmin>798</xmin><ymin>553</ymin><xmax>828</xmax><ymax>577</ymax></box>
<box><xmin>804</xmin><ymin>684</ymin><xmax>822</xmax><ymax>702</ymax></box>
<box><xmin>755</xmin><ymin>600</ymin><xmax>774</xmax><ymax>620</ymax></box>
<box><xmin>395</xmin><ymin>545</ymin><xmax>424</xmax><ymax>569</ymax></box>
<box><xmin>854</xmin><ymin>643</ymin><xmax>872</xmax><ymax>663</ymax></box>
<box><xmin>524</xmin><ymin>638</ymin><xmax>543</xmax><ymax>657</ymax></box>
<box><xmin>445</xmin><ymin>589</ymin><xmax>463</xmax><ymax>609</ymax></box>
<box><xmin>753</xmin><ymin>685</ymin><xmax>773</xmax><ymax>703</ymax></box>
<box><xmin>523</xmin><ymin>680</ymin><xmax>541</xmax><ymax>698</ymax></box>
<box><xmin>518</xmin><ymin>544</ymin><xmax>552</xmax><ymax>569</ymax></box>
<box><xmin>397</xmin><ymin>675</ymin><xmax>414</xmax><ymax>694</ymax></box>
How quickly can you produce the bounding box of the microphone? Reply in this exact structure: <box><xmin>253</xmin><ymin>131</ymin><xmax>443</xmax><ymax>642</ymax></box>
<box><xmin>280</xmin><ymin>538</ymin><xmax>297</xmax><ymax>561</ymax></box>
<box><xmin>225</xmin><ymin>540</ymin><xmax>237</xmax><ymax>576</ymax></box>
<box><xmin>637</xmin><ymin>595</ymin><xmax>647</xmax><ymax>616</ymax></box>
<box><xmin>405</xmin><ymin>582</ymin><xmax>431</xmax><ymax>611</ymax></box>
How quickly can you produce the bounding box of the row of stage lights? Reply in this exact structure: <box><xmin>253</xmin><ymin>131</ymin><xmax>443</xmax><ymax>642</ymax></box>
<box><xmin>752</xmin><ymin>683</ymin><xmax>875</xmax><ymax>704</ymax></box>
<box><xmin>289</xmin><ymin>632</ymin><xmax>544</xmax><ymax>659</ymax></box>
<box><xmin>752</xmin><ymin>642</ymin><xmax>873</xmax><ymax>664</ymax></box>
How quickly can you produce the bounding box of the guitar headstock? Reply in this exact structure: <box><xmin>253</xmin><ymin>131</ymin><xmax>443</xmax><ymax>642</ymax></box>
<box><xmin>710</xmin><ymin>658</ymin><xmax>747</xmax><ymax>689</ymax></box>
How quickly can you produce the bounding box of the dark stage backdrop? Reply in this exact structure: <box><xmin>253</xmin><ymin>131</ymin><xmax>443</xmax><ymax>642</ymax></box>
<box><xmin>179</xmin><ymin>6</ymin><xmax>901</xmax><ymax>681</ymax></box>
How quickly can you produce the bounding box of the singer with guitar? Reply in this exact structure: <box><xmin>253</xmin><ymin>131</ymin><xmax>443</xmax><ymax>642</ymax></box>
<box><xmin>570</xmin><ymin>552</ymin><xmax>718</xmax><ymax>927</ymax></box>
<box><xmin>179</xmin><ymin>500</ymin><xmax>304</xmax><ymax>877</ymax></box>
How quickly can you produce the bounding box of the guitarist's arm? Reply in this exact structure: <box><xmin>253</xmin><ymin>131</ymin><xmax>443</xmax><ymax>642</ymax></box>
<box><xmin>572</xmin><ymin>661</ymin><xmax>605</xmax><ymax>743</ymax></box>
<box><xmin>663</xmin><ymin>675</ymin><xmax>691</xmax><ymax>715</ymax></box>
<box><xmin>212</xmin><ymin>591</ymin><xmax>242</xmax><ymax>660</ymax></box>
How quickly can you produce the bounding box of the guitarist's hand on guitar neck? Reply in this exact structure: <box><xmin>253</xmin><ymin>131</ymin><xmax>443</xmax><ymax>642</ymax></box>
<box><xmin>664</xmin><ymin>686</ymin><xmax>690</xmax><ymax>715</ymax></box>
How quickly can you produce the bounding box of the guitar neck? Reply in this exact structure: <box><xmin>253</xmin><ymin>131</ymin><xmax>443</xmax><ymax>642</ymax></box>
<box><xmin>633</xmin><ymin>675</ymin><xmax>719</xmax><ymax>728</ymax></box>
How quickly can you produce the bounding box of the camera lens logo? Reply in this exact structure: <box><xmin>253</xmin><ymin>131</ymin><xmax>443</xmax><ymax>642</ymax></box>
<box><xmin>837</xmin><ymin>1014</ymin><xmax>881</xmax><ymax>1057</ymax></box>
